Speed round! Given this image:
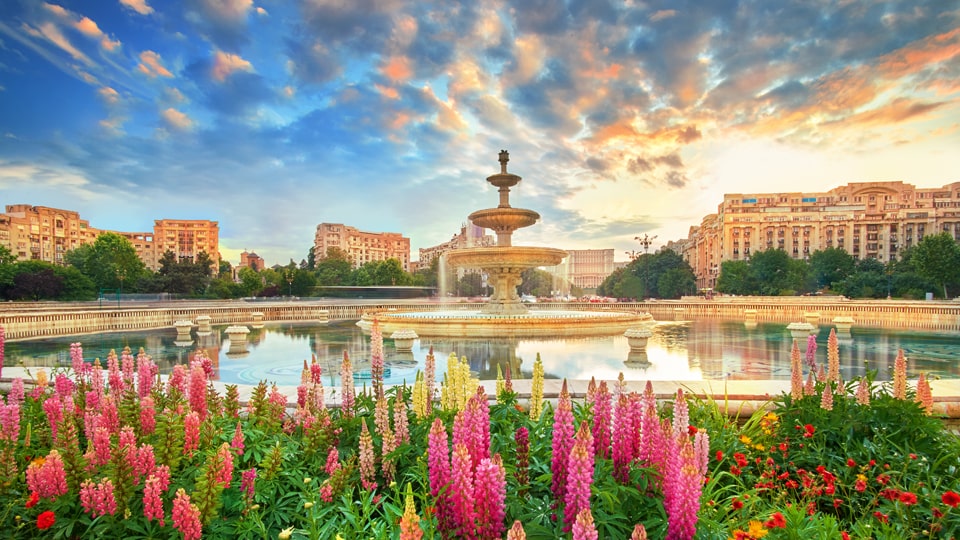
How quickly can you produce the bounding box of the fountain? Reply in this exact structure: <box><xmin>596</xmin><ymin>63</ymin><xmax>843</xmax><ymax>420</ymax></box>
<box><xmin>357</xmin><ymin>151</ymin><xmax>653</xmax><ymax>337</ymax></box>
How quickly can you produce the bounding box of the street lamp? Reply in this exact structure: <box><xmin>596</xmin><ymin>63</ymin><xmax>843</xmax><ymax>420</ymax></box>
<box><xmin>625</xmin><ymin>250</ymin><xmax>639</xmax><ymax>261</ymax></box>
<box><xmin>286</xmin><ymin>271</ymin><xmax>294</xmax><ymax>298</ymax></box>
<box><xmin>635</xmin><ymin>234</ymin><xmax>657</xmax><ymax>254</ymax></box>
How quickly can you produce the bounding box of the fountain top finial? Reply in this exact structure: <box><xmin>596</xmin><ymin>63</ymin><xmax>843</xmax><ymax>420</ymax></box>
<box><xmin>499</xmin><ymin>150</ymin><xmax>509</xmax><ymax>173</ymax></box>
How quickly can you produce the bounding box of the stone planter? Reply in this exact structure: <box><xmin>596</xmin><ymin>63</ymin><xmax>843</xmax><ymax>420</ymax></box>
<box><xmin>833</xmin><ymin>316</ymin><xmax>855</xmax><ymax>337</ymax></box>
<box><xmin>804</xmin><ymin>312</ymin><xmax>821</xmax><ymax>327</ymax></box>
<box><xmin>196</xmin><ymin>315</ymin><xmax>212</xmax><ymax>333</ymax></box>
<box><xmin>391</xmin><ymin>329</ymin><xmax>419</xmax><ymax>352</ymax></box>
<box><xmin>224</xmin><ymin>325</ymin><xmax>251</xmax><ymax>355</ymax></box>
<box><xmin>624</xmin><ymin>327</ymin><xmax>653</xmax><ymax>352</ymax></box>
<box><xmin>250</xmin><ymin>312</ymin><xmax>264</xmax><ymax>329</ymax></box>
<box><xmin>174</xmin><ymin>320</ymin><xmax>193</xmax><ymax>336</ymax></box>
<box><xmin>786</xmin><ymin>322</ymin><xmax>816</xmax><ymax>341</ymax></box>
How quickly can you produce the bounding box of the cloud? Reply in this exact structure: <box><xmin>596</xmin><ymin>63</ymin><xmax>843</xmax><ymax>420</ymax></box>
<box><xmin>138</xmin><ymin>50</ymin><xmax>174</xmax><ymax>77</ymax></box>
<box><xmin>161</xmin><ymin>107</ymin><xmax>193</xmax><ymax>130</ymax></box>
<box><xmin>119</xmin><ymin>0</ymin><xmax>154</xmax><ymax>16</ymax></box>
<box><xmin>256</xmin><ymin>7</ymin><xmax>268</xmax><ymax>16</ymax></box>
<box><xmin>75</xmin><ymin>17</ymin><xmax>121</xmax><ymax>51</ymax></box>
<box><xmin>649</xmin><ymin>9</ymin><xmax>677</xmax><ymax>22</ymax></box>
<box><xmin>380</xmin><ymin>55</ymin><xmax>413</xmax><ymax>82</ymax></box>
<box><xmin>211</xmin><ymin>50</ymin><xmax>253</xmax><ymax>81</ymax></box>
<box><xmin>185</xmin><ymin>0</ymin><xmax>254</xmax><ymax>50</ymax></box>
<box><xmin>98</xmin><ymin>86</ymin><xmax>120</xmax><ymax>104</ymax></box>
<box><xmin>29</xmin><ymin>22</ymin><xmax>94</xmax><ymax>66</ymax></box>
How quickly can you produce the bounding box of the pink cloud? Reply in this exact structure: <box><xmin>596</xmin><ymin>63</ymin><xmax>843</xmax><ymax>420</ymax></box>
<box><xmin>120</xmin><ymin>0</ymin><xmax>154</xmax><ymax>16</ymax></box>
<box><xmin>138</xmin><ymin>50</ymin><xmax>174</xmax><ymax>77</ymax></box>
<box><xmin>161</xmin><ymin>108</ymin><xmax>193</xmax><ymax>130</ymax></box>
<box><xmin>211</xmin><ymin>50</ymin><xmax>253</xmax><ymax>82</ymax></box>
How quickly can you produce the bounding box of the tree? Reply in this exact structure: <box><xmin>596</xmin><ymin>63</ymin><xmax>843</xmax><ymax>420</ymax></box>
<box><xmin>657</xmin><ymin>268</ymin><xmax>696</xmax><ymax>299</ymax></box>
<box><xmin>910</xmin><ymin>233</ymin><xmax>960</xmax><ymax>298</ymax></box>
<box><xmin>66</xmin><ymin>233</ymin><xmax>147</xmax><ymax>294</ymax></box>
<box><xmin>808</xmin><ymin>248</ymin><xmax>855</xmax><ymax>290</ymax></box>
<box><xmin>518</xmin><ymin>268</ymin><xmax>553</xmax><ymax>297</ymax></box>
<box><xmin>715</xmin><ymin>260</ymin><xmax>756</xmax><ymax>295</ymax></box>
<box><xmin>0</xmin><ymin>245</ymin><xmax>16</xmax><ymax>297</ymax></box>
<box><xmin>749</xmin><ymin>249</ymin><xmax>796</xmax><ymax>295</ymax></box>
<box><xmin>315</xmin><ymin>247</ymin><xmax>353</xmax><ymax>286</ymax></box>
<box><xmin>7</xmin><ymin>261</ymin><xmax>63</xmax><ymax>300</ymax></box>
<box><xmin>237</xmin><ymin>267</ymin><xmax>263</xmax><ymax>296</ymax></box>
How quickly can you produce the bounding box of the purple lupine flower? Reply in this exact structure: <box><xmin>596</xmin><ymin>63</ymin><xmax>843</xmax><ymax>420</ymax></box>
<box><xmin>564</xmin><ymin>421</ymin><xmax>595</xmax><ymax>531</ymax></box>
<box><xmin>551</xmin><ymin>380</ymin><xmax>575</xmax><ymax>501</ymax></box>
<box><xmin>805</xmin><ymin>334</ymin><xmax>818</xmax><ymax>371</ymax></box>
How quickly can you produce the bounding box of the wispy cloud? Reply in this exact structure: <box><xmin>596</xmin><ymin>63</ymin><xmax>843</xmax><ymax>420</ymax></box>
<box><xmin>137</xmin><ymin>50</ymin><xmax>174</xmax><ymax>77</ymax></box>
<box><xmin>119</xmin><ymin>0</ymin><xmax>154</xmax><ymax>16</ymax></box>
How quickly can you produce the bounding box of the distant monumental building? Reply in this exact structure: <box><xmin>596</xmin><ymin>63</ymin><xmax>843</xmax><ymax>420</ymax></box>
<box><xmin>238</xmin><ymin>250</ymin><xmax>264</xmax><ymax>271</ymax></box>
<box><xmin>675</xmin><ymin>181</ymin><xmax>960</xmax><ymax>290</ymax></box>
<box><xmin>0</xmin><ymin>204</ymin><xmax>219</xmax><ymax>271</ymax></box>
<box><xmin>555</xmin><ymin>249</ymin><xmax>617</xmax><ymax>291</ymax></box>
<box><xmin>314</xmin><ymin>223</ymin><xmax>411</xmax><ymax>271</ymax></box>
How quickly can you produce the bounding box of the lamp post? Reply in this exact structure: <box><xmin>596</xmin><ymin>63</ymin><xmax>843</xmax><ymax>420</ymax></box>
<box><xmin>286</xmin><ymin>272</ymin><xmax>294</xmax><ymax>298</ymax></box>
<box><xmin>634</xmin><ymin>234</ymin><xmax>657</xmax><ymax>299</ymax></box>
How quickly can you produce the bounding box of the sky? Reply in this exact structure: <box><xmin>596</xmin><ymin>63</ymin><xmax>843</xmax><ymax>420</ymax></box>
<box><xmin>1</xmin><ymin>0</ymin><xmax>958</xmax><ymax>267</ymax></box>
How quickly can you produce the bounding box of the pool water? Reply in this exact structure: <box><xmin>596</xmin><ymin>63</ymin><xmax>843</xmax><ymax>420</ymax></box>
<box><xmin>5</xmin><ymin>320</ymin><xmax>959</xmax><ymax>387</ymax></box>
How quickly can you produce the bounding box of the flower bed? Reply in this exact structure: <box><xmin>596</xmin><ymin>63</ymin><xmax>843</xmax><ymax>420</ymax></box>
<box><xmin>0</xmin><ymin>323</ymin><xmax>958</xmax><ymax>539</ymax></box>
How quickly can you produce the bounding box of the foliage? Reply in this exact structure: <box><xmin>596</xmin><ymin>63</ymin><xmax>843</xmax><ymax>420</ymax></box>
<box><xmin>598</xmin><ymin>250</ymin><xmax>696</xmax><ymax>299</ymax></box>
<box><xmin>64</xmin><ymin>232</ymin><xmax>147</xmax><ymax>293</ymax></box>
<box><xmin>911</xmin><ymin>233</ymin><xmax>960</xmax><ymax>299</ymax></box>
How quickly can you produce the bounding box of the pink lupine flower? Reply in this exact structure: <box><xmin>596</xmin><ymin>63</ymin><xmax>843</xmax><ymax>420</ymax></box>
<box><xmin>231</xmin><ymin>422</ymin><xmax>245</xmax><ymax>454</ymax></box>
<box><xmin>358</xmin><ymin>419</ymin><xmax>377</xmax><ymax>491</ymax></box>
<box><xmin>693</xmin><ymin>430</ymin><xmax>710</xmax><ymax>476</ymax></box>
<box><xmin>564</xmin><ymin>422</ymin><xmax>595</xmax><ymax>531</ymax></box>
<box><xmin>215</xmin><ymin>442</ymin><xmax>234</xmax><ymax>487</ymax></box>
<box><xmin>136</xmin><ymin>445</ymin><xmax>157</xmax><ymax>484</ymax></box>
<box><xmin>664</xmin><ymin>435</ymin><xmax>702</xmax><ymax>540</ymax></box>
<box><xmin>172</xmin><ymin>488</ymin><xmax>203</xmax><ymax>540</ymax></box>
<box><xmin>672</xmin><ymin>388</ymin><xmax>689</xmax><ymax>437</ymax></box>
<box><xmin>99</xmin><ymin>394</ymin><xmax>120</xmax><ymax>434</ymax></box>
<box><xmin>91</xmin><ymin>358</ymin><xmax>104</xmax><ymax>397</ymax></box>
<box><xmin>827</xmin><ymin>328</ymin><xmax>840</xmax><ymax>384</ymax></box>
<box><xmin>394</xmin><ymin>391</ymin><xmax>410</xmax><ymax>445</ymax></box>
<box><xmin>143</xmin><ymin>475</ymin><xmax>165</xmax><ymax>525</ymax></box>
<box><xmin>1</xmin><ymin>326</ymin><xmax>7</xmax><ymax>377</ymax></box>
<box><xmin>188</xmin><ymin>360</ymin><xmax>208</xmax><ymax>421</ymax></box>
<box><xmin>893</xmin><ymin>349</ymin><xmax>908</xmax><ymax>400</ymax></box>
<box><xmin>0</xmin><ymin>400</ymin><xmax>20</xmax><ymax>443</ymax></box>
<box><xmin>108</xmin><ymin>351</ymin><xmax>124</xmax><ymax>393</ymax></box>
<box><xmin>370</xmin><ymin>318</ymin><xmax>385</xmax><ymax>399</ymax></box>
<box><xmin>449</xmin><ymin>443</ymin><xmax>477</xmax><ymax>539</ymax></box>
<box><xmin>428</xmin><ymin>417</ymin><xmax>453</xmax><ymax>534</ymax></box>
<box><xmin>856</xmin><ymin>377</ymin><xmax>871</xmax><ymax>405</ymax></box>
<box><xmin>121</xmin><ymin>349</ymin><xmax>136</xmax><ymax>385</ymax></box>
<box><xmin>638</xmin><ymin>387</ymin><xmax>660</xmax><ymax>467</ymax></box>
<box><xmin>26</xmin><ymin>450</ymin><xmax>68</xmax><ymax>500</ymax></box>
<box><xmin>551</xmin><ymin>380</ymin><xmax>575</xmax><ymax>501</ymax></box>
<box><xmin>168</xmin><ymin>364</ymin><xmax>187</xmax><ymax>395</ymax></box>
<box><xmin>10</xmin><ymin>377</ymin><xmax>24</xmax><ymax>403</ymax></box>
<box><xmin>821</xmin><ymin>382</ymin><xmax>834</xmax><ymax>411</ymax></box>
<box><xmin>324</xmin><ymin>446</ymin><xmax>340</xmax><ymax>476</ymax></box>
<box><xmin>137</xmin><ymin>354</ymin><xmax>157</xmax><ymax>398</ymax></box>
<box><xmin>79</xmin><ymin>477</ymin><xmax>117</xmax><ymax>517</ymax></box>
<box><xmin>183</xmin><ymin>411</ymin><xmax>201</xmax><ymax>457</ymax></box>
<box><xmin>790</xmin><ymin>339</ymin><xmax>803</xmax><ymax>401</ymax></box>
<box><xmin>424</xmin><ymin>346</ymin><xmax>436</xmax><ymax>413</ymax></box>
<box><xmin>374</xmin><ymin>395</ymin><xmax>390</xmax><ymax>436</ymax></box>
<box><xmin>91</xmin><ymin>426</ymin><xmax>112</xmax><ymax>467</ymax></box>
<box><xmin>572</xmin><ymin>508</ymin><xmax>599</xmax><ymax>540</ymax></box>
<box><xmin>514</xmin><ymin>427</ymin><xmax>530</xmax><ymax>490</ymax></box>
<box><xmin>631</xmin><ymin>524</ymin><xmax>648</xmax><ymax>539</ymax></box>
<box><xmin>54</xmin><ymin>374</ymin><xmax>74</xmax><ymax>400</ymax></box>
<box><xmin>612</xmin><ymin>393</ymin><xmax>633</xmax><ymax>484</ymax></box>
<box><xmin>474</xmin><ymin>454</ymin><xmax>507</xmax><ymax>540</ymax></box>
<box><xmin>42</xmin><ymin>394</ymin><xmax>64</xmax><ymax>442</ymax></box>
<box><xmin>468</xmin><ymin>387</ymin><xmax>491</xmax><ymax>469</ymax></box>
<box><xmin>591</xmin><ymin>381</ymin><xmax>612</xmax><ymax>459</ymax></box>
<box><xmin>805</xmin><ymin>334</ymin><xmax>818</xmax><ymax>370</ymax></box>
<box><xmin>268</xmin><ymin>385</ymin><xmax>287</xmax><ymax>415</ymax></box>
<box><xmin>240</xmin><ymin>468</ymin><xmax>256</xmax><ymax>501</ymax></box>
<box><xmin>140</xmin><ymin>395</ymin><xmax>157</xmax><ymax>435</ymax></box>
<box><xmin>309</xmin><ymin>357</ymin><xmax>322</xmax><ymax>384</ymax></box>
<box><xmin>506</xmin><ymin>521</ymin><xmax>526</xmax><ymax>540</ymax></box>
<box><xmin>340</xmin><ymin>351</ymin><xmax>355</xmax><ymax>415</ymax></box>
<box><xmin>804</xmin><ymin>371</ymin><xmax>816</xmax><ymax>396</ymax></box>
<box><xmin>381</xmin><ymin>426</ymin><xmax>397</xmax><ymax>482</ymax></box>
<box><xmin>154</xmin><ymin>464</ymin><xmax>171</xmax><ymax>492</ymax></box>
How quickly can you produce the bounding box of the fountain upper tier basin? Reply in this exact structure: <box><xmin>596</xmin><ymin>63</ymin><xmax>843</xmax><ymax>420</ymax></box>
<box><xmin>357</xmin><ymin>308</ymin><xmax>655</xmax><ymax>337</ymax></box>
<box><xmin>443</xmin><ymin>245</ymin><xmax>567</xmax><ymax>270</ymax></box>
<box><xmin>468</xmin><ymin>208</ymin><xmax>540</xmax><ymax>236</ymax></box>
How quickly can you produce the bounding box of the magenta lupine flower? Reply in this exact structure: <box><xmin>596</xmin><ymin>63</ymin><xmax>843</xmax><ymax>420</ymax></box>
<box><xmin>612</xmin><ymin>393</ymin><xmax>632</xmax><ymax>484</ymax></box>
<box><xmin>637</xmin><ymin>389</ymin><xmax>657</xmax><ymax>465</ymax></box>
<box><xmin>474</xmin><ymin>454</ymin><xmax>507</xmax><ymax>540</ymax></box>
<box><xmin>168</xmin><ymin>364</ymin><xmax>187</xmax><ymax>395</ymax></box>
<box><xmin>0</xmin><ymin>400</ymin><xmax>20</xmax><ymax>443</ymax></box>
<box><xmin>564</xmin><ymin>422</ymin><xmax>596</xmax><ymax>531</ymax></box>
<box><xmin>450</xmin><ymin>443</ymin><xmax>477</xmax><ymax>539</ymax></box>
<box><xmin>172</xmin><ymin>488</ymin><xmax>203</xmax><ymax>540</ymax></box>
<box><xmin>140</xmin><ymin>395</ymin><xmax>157</xmax><ymax>435</ymax></box>
<box><xmin>310</xmin><ymin>358</ymin><xmax>322</xmax><ymax>384</ymax></box>
<box><xmin>27</xmin><ymin>450</ymin><xmax>68</xmax><ymax>500</ymax></box>
<box><xmin>428</xmin><ymin>417</ymin><xmax>453</xmax><ymax>535</ymax></box>
<box><xmin>183</xmin><ymin>411</ymin><xmax>200</xmax><ymax>457</ymax></box>
<box><xmin>324</xmin><ymin>446</ymin><xmax>340</xmax><ymax>476</ymax></box>
<box><xmin>370</xmin><ymin>318</ymin><xmax>385</xmax><ymax>399</ymax></box>
<box><xmin>54</xmin><ymin>374</ymin><xmax>74</xmax><ymax>400</ymax></box>
<box><xmin>664</xmin><ymin>435</ymin><xmax>702</xmax><ymax>540</ymax></box>
<box><xmin>99</xmin><ymin>394</ymin><xmax>120</xmax><ymax>434</ymax></box>
<box><xmin>572</xmin><ymin>508</ymin><xmax>599</xmax><ymax>540</ymax></box>
<box><xmin>136</xmin><ymin>354</ymin><xmax>157</xmax><ymax>399</ymax></box>
<box><xmin>10</xmin><ymin>377</ymin><xmax>24</xmax><ymax>403</ymax></box>
<box><xmin>154</xmin><ymin>464</ymin><xmax>171</xmax><ymax>492</ymax></box>
<box><xmin>591</xmin><ymin>381</ymin><xmax>612</xmax><ymax>459</ymax></box>
<box><xmin>0</xmin><ymin>326</ymin><xmax>4</xmax><ymax>379</ymax></box>
<box><xmin>92</xmin><ymin>426</ymin><xmax>112</xmax><ymax>467</ymax></box>
<box><xmin>551</xmin><ymin>381</ymin><xmax>575</xmax><ymax>501</ymax></box>
<box><xmin>188</xmin><ymin>360</ymin><xmax>208</xmax><ymax>421</ymax></box>
<box><xmin>514</xmin><ymin>426</ymin><xmax>530</xmax><ymax>490</ymax></box>
<box><xmin>359</xmin><ymin>419</ymin><xmax>377</xmax><ymax>491</ymax></box>
<box><xmin>121</xmin><ymin>349</ymin><xmax>135</xmax><ymax>385</ymax></box>
<box><xmin>805</xmin><ymin>334</ymin><xmax>818</xmax><ymax>370</ymax></box>
<box><xmin>231</xmin><ymin>422</ymin><xmax>245</xmax><ymax>454</ymax></box>
<box><xmin>143</xmin><ymin>475</ymin><xmax>165</xmax><ymax>525</ymax></box>
<box><xmin>42</xmin><ymin>394</ymin><xmax>64</xmax><ymax>442</ymax></box>
<box><xmin>240</xmin><ymin>468</ymin><xmax>256</xmax><ymax>502</ymax></box>
<box><xmin>108</xmin><ymin>351</ymin><xmax>124</xmax><ymax>393</ymax></box>
<box><xmin>340</xmin><ymin>351</ymin><xmax>355</xmax><ymax>415</ymax></box>
<box><xmin>468</xmin><ymin>387</ymin><xmax>491</xmax><ymax>469</ymax></box>
<box><xmin>672</xmin><ymin>388</ymin><xmax>689</xmax><ymax>437</ymax></box>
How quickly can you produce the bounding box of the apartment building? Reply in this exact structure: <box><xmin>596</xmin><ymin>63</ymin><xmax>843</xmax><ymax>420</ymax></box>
<box><xmin>418</xmin><ymin>222</ymin><xmax>494</xmax><ymax>268</ymax></box>
<box><xmin>677</xmin><ymin>181</ymin><xmax>960</xmax><ymax>290</ymax></box>
<box><xmin>313</xmin><ymin>223</ymin><xmax>411</xmax><ymax>271</ymax></box>
<box><xmin>0</xmin><ymin>205</ymin><xmax>219</xmax><ymax>271</ymax></box>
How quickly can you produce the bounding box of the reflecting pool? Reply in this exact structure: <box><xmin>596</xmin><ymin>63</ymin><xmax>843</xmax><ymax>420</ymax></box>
<box><xmin>5</xmin><ymin>319</ymin><xmax>959</xmax><ymax>387</ymax></box>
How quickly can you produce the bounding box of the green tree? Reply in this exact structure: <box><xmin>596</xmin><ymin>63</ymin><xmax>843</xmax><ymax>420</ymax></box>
<box><xmin>7</xmin><ymin>260</ymin><xmax>63</xmax><ymax>300</ymax></box>
<box><xmin>237</xmin><ymin>267</ymin><xmax>263</xmax><ymax>296</ymax></box>
<box><xmin>715</xmin><ymin>260</ymin><xmax>757</xmax><ymax>295</ymax></box>
<box><xmin>218</xmin><ymin>259</ymin><xmax>232</xmax><ymax>278</ymax></box>
<box><xmin>0</xmin><ymin>245</ymin><xmax>16</xmax><ymax>296</ymax></box>
<box><xmin>518</xmin><ymin>268</ymin><xmax>554</xmax><ymax>297</ymax></box>
<box><xmin>54</xmin><ymin>265</ymin><xmax>96</xmax><ymax>300</ymax></box>
<box><xmin>808</xmin><ymin>248</ymin><xmax>855</xmax><ymax>290</ymax></box>
<box><xmin>657</xmin><ymin>267</ymin><xmax>696</xmax><ymax>299</ymax></box>
<box><xmin>65</xmin><ymin>233</ymin><xmax>147</xmax><ymax>294</ymax></box>
<box><xmin>749</xmin><ymin>249</ymin><xmax>796</xmax><ymax>295</ymax></box>
<box><xmin>910</xmin><ymin>232</ymin><xmax>960</xmax><ymax>298</ymax></box>
<box><xmin>315</xmin><ymin>247</ymin><xmax>353</xmax><ymax>286</ymax></box>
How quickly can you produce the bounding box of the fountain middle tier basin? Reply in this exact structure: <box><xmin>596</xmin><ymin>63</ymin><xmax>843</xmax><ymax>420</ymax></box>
<box><xmin>444</xmin><ymin>245</ymin><xmax>567</xmax><ymax>269</ymax></box>
<box><xmin>357</xmin><ymin>308</ymin><xmax>655</xmax><ymax>337</ymax></box>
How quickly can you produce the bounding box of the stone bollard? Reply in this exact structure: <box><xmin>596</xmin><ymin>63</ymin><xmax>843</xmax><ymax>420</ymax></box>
<box><xmin>174</xmin><ymin>320</ymin><xmax>193</xmax><ymax>337</ymax></box>
<box><xmin>391</xmin><ymin>329</ymin><xmax>418</xmax><ymax>352</ymax></box>
<box><xmin>250</xmin><ymin>312</ymin><xmax>264</xmax><ymax>329</ymax></box>
<box><xmin>624</xmin><ymin>327</ymin><xmax>654</xmax><ymax>352</ymax></box>
<box><xmin>833</xmin><ymin>316</ymin><xmax>855</xmax><ymax>338</ymax></box>
<box><xmin>744</xmin><ymin>309</ymin><xmax>758</xmax><ymax>329</ymax></box>
<box><xmin>224</xmin><ymin>325</ymin><xmax>251</xmax><ymax>356</ymax></box>
<box><xmin>673</xmin><ymin>307</ymin><xmax>685</xmax><ymax>321</ymax></box>
<box><xmin>804</xmin><ymin>312</ymin><xmax>821</xmax><ymax>327</ymax></box>
<box><xmin>786</xmin><ymin>322</ymin><xmax>816</xmax><ymax>342</ymax></box>
<box><xmin>196</xmin><ymin>315</ymin><xmax>212</xmax><ymax>334</ymax></box>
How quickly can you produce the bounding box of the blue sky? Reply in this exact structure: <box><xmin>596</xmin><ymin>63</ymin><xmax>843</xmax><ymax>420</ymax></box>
<box><xmin>1</xmin><ymin>0</ymin><xmax>958</xmax><ymax>266</ymax></box>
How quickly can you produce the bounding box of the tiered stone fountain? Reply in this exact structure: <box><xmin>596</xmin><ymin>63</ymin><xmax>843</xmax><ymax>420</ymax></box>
<box><xmin>358</xmin><ymin>151</ymin><xmax>652</xmax><ymax>337</ymax></box>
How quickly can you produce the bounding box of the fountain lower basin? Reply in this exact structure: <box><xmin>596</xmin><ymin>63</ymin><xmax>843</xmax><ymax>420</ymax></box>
<box><xmin>357</xmin><ymin>308</ymin><xmax>654</xmax><ymax>337</ymax></box>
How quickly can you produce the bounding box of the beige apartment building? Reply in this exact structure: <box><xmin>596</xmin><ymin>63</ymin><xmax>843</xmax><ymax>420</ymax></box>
<box><xmin>418</xmin><ymin>222</ymin><xmax>494</xmax><ymax>268</ymax></box>
<box><xmin>0</xmin><ymin>205</ymin><xmax>219</xmax><ymax>271</ymax></box>
<box><xmin>314</xmin><ymin>223</ymin><xmax>411</xmax><ymax>271</ymax></box>
<box><xmin>678</xmin><ymin>181</ymin><xmax>960</xmax><ymax>290</ymax></box>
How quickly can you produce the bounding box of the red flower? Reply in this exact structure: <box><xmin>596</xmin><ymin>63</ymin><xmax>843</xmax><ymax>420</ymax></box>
<box><xmin>933</xmin><ymin>507</ymin><xmax>944</xmax><ymax>519</ymax></box>
<box><xmin>734</xmin><ymin>452</ymin><xmax>748</xmax><ymax>467</ymax></box>
<box><xmin>841</xmin><ymin>532</ymin><xmax>850</xmax><ymax>540</ymax></box>
<box><xmin>37</xmin><ymin>511</ymin><xmax>55</xmax><ymax>530</ymax></box>
<box><xmin>876</xmin><ymin>474</ymin><xmax>890</xmax><ymax>485</ymax></box>
<box><xmin>942</xmin><ymin>491</ymin><xmax>960</xmax><ymax>508</ymax></box>
<box><xmin>764</xmin><ymin>511</ymin><xmax>786</xmax><ymax>528</ymax></box>
<box><xmin>803</xmin><ymin>424</ymin><xmax>815</xmax><ymax>438</ymax></box>
<box><xmin>716</xmin><ymin>450</ymin><xmax>723</xmax><ymax>461</ymax></box>
<box><xmin>25</xmin><ymin>492</ymin><xmax>39</xmax><ymax>509</ymax></box>
<box><xmin>688</xmin><ymin>425</ymin><xmax>698</xmax><ymax>435</ymax></box>
<box><xmin>909</xmin><ymin>453</ymin><xmax>917</xmax><ymax>460</ymax></box>
<box><xmin>846</xmin><ymin>458</ymin><xmax>856</xmax><ymax>467</ymax></box>
<box><xmin>900</xmin><ymin>492</ymin><xmax>918</xmax><ymax>505</ymax></box>
<box><xmin>873</xmin><ymin>511</ymin><xmax>889</xmax><ymax>523</ymax></box>
<box><xmin>730</xmin><ymin>465</ymin><xmax>741</xmax><ymax>476</ymax></box>
<box><xmin>731</xmin><ymin>498</ymin><xmax>744</xmax><ymax>510</ymax></box>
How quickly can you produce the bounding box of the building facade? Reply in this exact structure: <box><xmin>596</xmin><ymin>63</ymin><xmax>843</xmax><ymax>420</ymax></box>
<box><xmin>0</xmin><ymin>205</ymin><xmax>219</xmax><ymax>271</ymax></box>
<box><xmin>555</xmin><ymin>249</ymin><xmax>617</xmax><ymax>291</ymax></box>
<box><xmin>314</xmin><ymin>223</ymin><xmax>411</xmax><ymax>271</ymax></box>
<box><xmin>418</xmin><ymin>222</ymin><xmax>495</xmax><ymax>268</ymax></box>
<box><xmin>677</xmin><ymin>181</ymin><xmax>960</xmax><ymax>290</ymax></box>
<box><xmin>238</xmin><ymin>250</ymin><xmax>264</xmax><ymax>271</ymax></box>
